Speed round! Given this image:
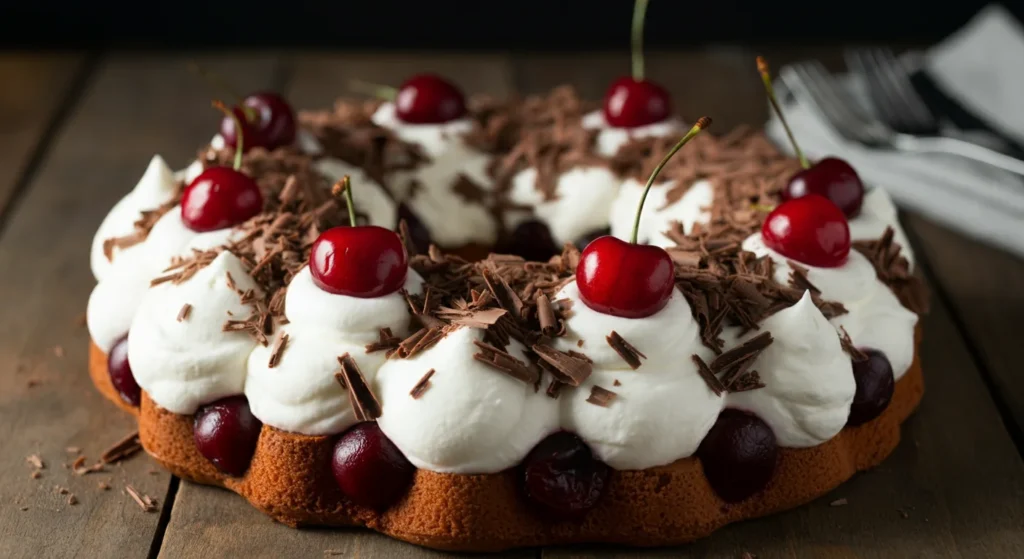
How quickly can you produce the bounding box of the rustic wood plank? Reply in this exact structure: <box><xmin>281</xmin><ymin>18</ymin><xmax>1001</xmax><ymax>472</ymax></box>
<box><xmin>515</xmin><ymin>50</ymin><xmax>1024</xmax><ymax>559</ymax></box>
<box><xmin>903</xmin><ymin>213</ymin><xmax>1024</xmax><ymax>437</ymax></box>
<box><xmin>0</xmin><ymin>54</ymin><xmax>87</xmax><ymax>216</ymax></box>
<box><xmin>0</xmin><ymin>53</ymin><xmax>283</xmax><ymax>559</ymax></box>
<box><xmin>158</xmin><ymin>51</ymin><xmax>524</xmax><ymax>559</ymax></box>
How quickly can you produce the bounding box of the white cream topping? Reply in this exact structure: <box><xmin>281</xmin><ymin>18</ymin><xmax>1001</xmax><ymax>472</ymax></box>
<box><xmin>376</xmin><ymin>327</ymin><xmax>560</xmax><ymax>474</ymax></box>
<box><xmin>552</xmin><ymin>282</ymin><xmax>723</xmax><ymax>470</ymax></box>
<box><xmin>507</xmin><ymin>166</ymin><xmax>622</xmax><ymax>245</ymax></box>
<box><xmin>372</xmin><ymin>102</ymin><xmax>498</xmax><ymax>248</ymax></box>
<box><xmin>127</xmin><ymin>252</ymin><xmax>262</xmax><ymax>414</ymax></box>
<box><xmin>314</xmin><ymin>158</ymin><xmax>398</xmax><ymax>228</ymax></box>
<box><xmin>724</xmin><ymin>292</ymin><xmax>856</xmax><ymax>447</ymax></box>
<box><xmin>609</xmin><ymin>178</ymin><xmax>713</xmax><ymax>245</ymax></box>
<box><xmin>849</xmin><ymin>188</ymin><xmax>915</xmax><ymax>266</ymax></box>
<box><xmin>90</xmin><ymin>155</ymin><xmax>179</xmax><ymax>281</ymax></box>
<box><xmin>743</xmin><ymin>233</ymin><xmax>918</xmax><ymax>379</ymax></box>
<box><xmin>245</xmin><ymin>325</ymin><xmax>387</xmax><ymax>436</ymax></box>
<box><xmin>581</xmin><ymin>110</ymin><xmax>684</xmax><ymax>157</ymax></box>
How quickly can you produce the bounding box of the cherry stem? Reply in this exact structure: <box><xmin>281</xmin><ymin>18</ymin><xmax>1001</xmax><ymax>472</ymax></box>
<box><xmin>631</xmin><ymin>116</ymin><xmax>711</xmax><ymax>245</ymax></box>
<box><xmin>189</xmin><ymin>62</ymin><xmax>258</xmax><ymax>122</ymax></box>
<box><xmin>332</xmin><ymin>176</ymin><xmax>358</xmax><ymax>227</ymax></box>
<box><xmin>349</xmin><ymin>79</ymin><xmax>398</xmax><ymax>101</ymax></box>
<box><xmin>212</xmin><ymin>100</ymin><xmax>244</xmax><ymax>171</ymax></box>
<box><xmin>756</xmin><ymin>56</ymin><xmax>810</xmax><ymax>169</ymax></box>
<box><xmin>631</xmin><ymin>0</ymin><xmax>650</xmax><ymax>81</ymax></box>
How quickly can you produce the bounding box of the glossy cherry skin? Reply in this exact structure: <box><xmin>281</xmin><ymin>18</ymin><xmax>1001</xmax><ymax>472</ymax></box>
<box><xmin>602</xmin><ymin>76</ymin><xmax>672</xmax><ymax>128</ymax></box>
<box><xmin>761</xmin><ymin>194</ymin><xmax>850</xmax><ymax>268</ymax></box>
<box><xmin>310</xmin><ymin>226</ymin><xmax>408</xmax><ymax>297</ymax></box>
<box><xmin>218</xmin><ymin>105</ymin><xmax>267</xmax><ymax>152</ymax></box>
<box><xmin>520</xmin><ymin>432</ymin><xmax>609</xmax><ymax>519</ymax></box>
<box><xmin>181</xmin><ymin>167</ymin><xmax>263</xmax><ymax>232</ymax></box>
<box><xmin>697</xmin><ymin>409</ymin><xmax>778</xmax><ymax>503</ymax></box>
<box><xmin>219</xmin><ymin>92</ymin><xmax>298</xmax><ymax>151</ymax></box>
<box><xmin>332</xmin><ymin>422</ymin><xmax>415</xmax><ymax>510</ymax></box>
<box><xmin>504</xmin><ymin>220</ymin><xmax>559</xmax><ymax>263</ymax></box>
<box><xmin>193</xmin><ymin>396</ymin><xmax>263</xmax><ymax>477</ymax></box>
<box><xmin>576</xmin><ymin>236</ymin><xmax>675</xmax><ymax>318</ymax></box>
<box><xmin>394</xmin><ymin>74</ymin><xmax>467</xmax><ymax>124</ymax></box>
<box><xmin>847</xmin><ymin>348</ymin><xmax>895</xmax><ymax>426</ymax></box>
<box><xmin>784</xmin><ymin>157</ymin><xmax>865</xmax><ymax>218</ymax></box>
<box><xmin>107</xmin><ymin>335</ymin><xmax>140</xmax><ymax>407</ymax></box>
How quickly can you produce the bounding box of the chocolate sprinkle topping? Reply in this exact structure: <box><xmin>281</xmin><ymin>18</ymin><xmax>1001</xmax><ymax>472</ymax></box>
<box><xmin>838</xmin><ymin>326</ymin><xmax>869</xmax><ymax>362</ymax></box>
<box><xmin>691</xmin><ymin>354</ymin><xmax>725</xmax><ymax>396</ymax></box>
<box><xmin>365</xmin><ymin>327</ymin><xmax>402</xmax><ymax>354</ymax></box>
<box><xmin>708</xmin><ymin>331</ymin><xmax>773</xmax><ymax>391</ymax></box>
<box><xmin>410</xmin><ymin>369</ymin><xmax>435</xmax><ymax>399</ymax></box>
<box><xmin>268</xmin><ymin>332</ymin><xmax>289</xmax><ymax>368</ymax></box>
<box><xmin>586</xmin><ymin>385</ymin><xmax>617</xmax><ymax>407</ymax></box>
<box><xmin>472</xmin><ymin>340</ymin><xmax>539</xmax><ymax>384</ymax></box>
<box><xmin>853</xmin><ymin>226</ymin><xmax>930</xmax><ymax>315</ymax></box>
<box><xmin>532</xmin><ymin>344</ymin><xmax>592</xmax><ymax>387</ymax></box>
<box><xmin>787</xmin><ymin>260</ymin><xmax>820</xmax><ymax>295</ymax></box>
<box><xmin>336</xmin><ymin>354</ymin><xmax>382</xmax><ymax>421</ymax></box>
<box><xmin>176</xmin><ymin>303</ymin><xmax>192</xmax><ymax>322</ymax></box>
<box><xmin>606</xmin><ymin>331</ymin><xmax>647</xmax><ymax>370</ymax></box>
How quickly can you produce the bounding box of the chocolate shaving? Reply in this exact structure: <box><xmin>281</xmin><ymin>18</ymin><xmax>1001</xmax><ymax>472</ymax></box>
<box><xmin>531</xmin><ymin>344</ymin><xmax>592</xmax><ymax>386</ymax></box>
<box><xmin>691</xmin><ymin>354</ymin><xmax>725</xmax><ymax>396</ymax></box>
<box><xmin>453</xmin><ymin>307</ymin><xmax>508</xmax><ymax>329</ymax></box>
<box><xmin>709</xmin><ymin>332</ymin><xmax>773</xmax><ymax>391</ymax></box>
<box><xmin>268</xmin><ymin>332</ymin><xmax>289</xmax><ymax>368</ymax></box>
<box><xmin>472</xmin><ymin>340</ymin><xmax>539</xmax><ymax>384</ymax></box>
<box><xmin>101</xmin><ymin>432</ymin><xmax>142</xmax><ymax>464</ymax></box>
<box><xmin>365</xmin><ymin>327</ymin><xmax>402</xmax><ymax>354</ymax></box>
<box><xmin>482</xmin><ymin>268</ymin><xmax>525</xmax><ymax>320</ymax></box>
<box><xmin>606</xmin><ymin>331</ymin><xmax>647</xmax><ymax>369</ymax></box>
<box><xmin>545</xmin><ymin>379</ymin><xmax>565</xmax><ymax>399</ymax></box>
<box><xmin>410</xmin><ymin>369</ymin><xmax>435</xmax><ymax>399</ymax></box>
<box><xmin>853</xmin><ymin>226</ymin><xmax>929</xmax><ymax>315</ymax></box>
<box><xmin>535</xmin><ymin>293</ymin><xmax>562</xmax><ymax>336</ymax></box>
<box><xmin>125</xmin><ymin>485</ymin><xmax>157</xmax><ymax>513</ymax></box>
<box><xmin>838</xmin><ymin>326</ymin><xmax>869</xmax><ymax>362</ymax></box>
<box><xmin>26</xmin><ymin>455</ymin><xmax>44</xmax><ymax>470</ymax></box>
<box><xmin>336</xmin><ymin>354</ymin><xmax>382</xmax><ymax>421</ymax></box>
<box><xmin>730</xmin><ymin>370</ymin><xmax>765</xmax><ymax>392</ymax></box>
<box><xmin>176</xmin><ymin>303</ymin><xmax>192</xmax><ymax>322</ymax></box>
<box><xmin>787</xmin><ymin>260</ymin><xmax>821</xmax><ymax>294</ymax></box>
<box><xmin>613</xmin><ymin>379</ymin><xmax>622</xmax><ymax>386</ymax></box>
<box><xmin>586</xmin><ymin>386</ymin><xmax>617</xmax><ymax>407</ymax></box>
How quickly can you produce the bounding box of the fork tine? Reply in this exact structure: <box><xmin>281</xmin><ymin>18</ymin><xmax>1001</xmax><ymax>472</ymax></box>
<box><xmin>869</xmin><ymin>48</ymin><xmax>935</xmax><ymax>128</ymax></box>
<box><xmin>845</xmin><ymin>49</ymin><xmax>907</xmax><ymax>129</ymax></box>
<box><xmin>790</xmin><ymin>62</ymin><xmax>873</xmax><ymax>135</ymax></box>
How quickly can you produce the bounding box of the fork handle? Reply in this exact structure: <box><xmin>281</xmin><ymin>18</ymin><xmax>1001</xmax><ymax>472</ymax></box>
<box><xmin>894</xmin><ymin>135</ymin><xmax>1024</xmax><ymax>176</ymax></box>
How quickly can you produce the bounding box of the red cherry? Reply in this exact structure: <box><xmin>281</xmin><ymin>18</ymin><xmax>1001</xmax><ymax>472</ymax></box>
<box><xmin>576</xmin><ymin>236</ymin><xmax>674</xmax><ymax>318</ymax></box>
<box><xmin>520</xmin><ymin>432</ymin><xmax>609</xmax><ymax>519</ymax></box>
<box><xmin>193</xmin><ymin>395</ymin><xmax>263</xmax><ymax>477</ymax></box>
<box><xmin>181</xmin><ymin>167</ymin><xmax>263</xmax><ymax>232</ymax></box>
<box><xmin>394</xmin><ymin>74</ymin><xmax>466</xmax><ymax>124</ymax></box>
<box><xmin>332</xmin><ymin>422</ymin><xmax>415</xmax><ymax>510</ymax></box>
<box><xmin>847</xmin><ymin>348</ymin><xmax>895</xmax><ymax>426</ymax></box>
<box><xmin>602</xmin><ymin>77</ymin><xmax>672</xmax><ymax>128</ymax></box>
<box><xmin>108</xmin><ymin>335</ymin><xmax>140</xmax><ymax>407</ymax></box>
<box><xmin>221</xmin><ymin>92</ymin><xmax>297</xmax><ymax>151</ymax></box>
<box><xmin>697</xmin><ymin>409</ymin><xmax>778</xmax><ymax>503</ymax></box>
<box><xmin>784</xmin><ymin>157</ymin><xmax>865</xmax><ymax>217</ymax></box>
<box><xmin>310</xmin><ymin>225</ymin><xmax>408</xmax><ymax>298</ymax></box>
<box><xmin>762</xmin><ymin>194</ymin><xmax>850</xmax><ymax>268</ymax></box>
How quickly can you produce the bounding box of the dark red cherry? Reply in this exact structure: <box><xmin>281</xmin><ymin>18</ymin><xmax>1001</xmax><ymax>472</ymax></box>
<box><xmin>504</xmin><ymin>220</ymin><xmax>559</xmax><ymax>262</ymax></box>
<box><xmin>242</xmin><ymin>92</ymin><xmax>297</xmax><ymax>149</ymax></box>
<box><xmin>107</xmin><ymin>335</ymin><xmax>140</xmax><ymax>407</ymax></box>
<box><xmin>193</xmin><ymin>395</ymin><xmax>263</xmax><ymax>477</ymax></box>
<box><xmin>398</xmin><ymin>203</ymin><xmax>433</xmax><ymax>255</ymax></box>
<box><xmin>181</xmin><ymin>167</ymin><xmax>263</xmax><ymax>232</ymax></box>
<box><xmin>761</xmin><ymin>194</ymin><xmax>850</xmax><ymax>268</ymax></box>
<box><xmin>219</xmin><ymin>105</ymin><xmax>267</xmax><ymax>152</ymax></box>
<box><xmin>520</xmin><ymin>431</ymin><xmax>609</xmax><ymax>519</ymax></box>
<box><xmin>602</xmin><ymin>76</ymin><xmax>672</xmax><ymax>128</ymax></box>
<box><xmin>574</xmin><ymin>227</ymin><xmax>611</xmax><ymax>253</ymax></box>
<box><xmin>394</xmin><ymin>74</ymin><xmax>466</xmax><ymax>124</ymax></box>
<box><xmin>847</xmin><ymin>348</ymin><xmax>895</xmax><ymax>426</ymax></box>
<box><xmin>576</xmin><ymin>235</ymin><xmax>674</xmax><ymax>318</ymax></box>
<box><xmin>784</xmin><ymin>157</ymin><xmax>865</xmax><ymax>218</ymax></box>
<box><xmin>332</xmin><ymin>422</ymin><xmax>415</xmax><ymax>510</ymax></box>
<box><xmin>310</xmin><ymin>225</ymin><xmax>408</xmax><ymax>297</ymax></box>
<box><xmin>697</xmin><ymin>409</ymin><xmax>778</xmax><ymax>503</ymax></box>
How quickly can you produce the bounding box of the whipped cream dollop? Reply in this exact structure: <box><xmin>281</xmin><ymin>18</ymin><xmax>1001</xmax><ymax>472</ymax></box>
<box><xmin>551</xmin><ymin>281</ymin><xmax>723</xmax><ymax>470</ymax></box>
<box><xmin>372</xmin><ymin>102</ymin><xmax>498</xmax><ymax>248</ymax></box>
<box><xmin>581</xmin><ymin>110</ymin><xmax>684</xmax><ymax>157</ymax></box>
<box><xmin>376</xmin><ymin>327</ymin><xmax>560</xmax><ymax>474</ymax></box>
<box><xmin>127</xmin><ymin>252</ymin><xmax>262</xmax><ymax>414</ymax></box>
<box><xmin>314</xmin><ymin>158</ymin><xmax>398</xmax><ymax>228</ymax></box>
<box><xmin>90</xmin><ymin>155</ymin><xmax>180</xmax><ymax>281</ymax></box>
<box><xmin>209</xmin><ymin>129</ymin><xmax>323</xmax><ymax>156</ymax></box>
<box><xmin>743</xmin><ymin>233</ymin><xmax>918</xmax><ymax>380</ymax></box>
<box><xmin>850</xmin><ymin>187</ymin><xmax>915</xmax><ymax>266</ymax></box>
<box><xmin>609</xmin><ymin>178</ymin><xmax>713</xmax><ymax>245</ymax></box>
<box><xmin>507</xmin><ymin>166</ymin><xmax>622</xmax><ymax>245</ymax></box>
<box><xmin>724</xmin><ymin>292</ymin><xmax>855</xmax><ymax>447</ymax></box>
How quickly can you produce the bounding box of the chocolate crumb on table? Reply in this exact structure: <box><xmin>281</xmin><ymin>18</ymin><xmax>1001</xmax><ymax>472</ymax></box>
<box><xmin>830</xmin><ymin>498</ymin><xmax>848</xmax><ymax>507</ymax></box>
<box><xmin>125</xmin><ymin>485</ymin><xmax>158</xmax><ymax>513</ymax></box>
<box><xmin>100</xmin><ymin>431</ymin><xmax>142</xmax><ymax>464</ymax></box>
<box><xmin>26</xmin><ymin>454</ymin><xmax>44</xmax><ymax>470</ymax></box>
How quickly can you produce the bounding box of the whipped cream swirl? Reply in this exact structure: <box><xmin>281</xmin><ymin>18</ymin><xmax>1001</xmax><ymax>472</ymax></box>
<box><xmin>581</xmin><ymin>110</ymin><xmax>684</xmax><ymax>157</ymax></box>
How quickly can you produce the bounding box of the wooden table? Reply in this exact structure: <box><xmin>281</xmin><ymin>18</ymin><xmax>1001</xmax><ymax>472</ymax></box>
<box><xmin>0</xmin><ymin>48</ymin><xmax>1022</xmax><ymax>559</ymax></box>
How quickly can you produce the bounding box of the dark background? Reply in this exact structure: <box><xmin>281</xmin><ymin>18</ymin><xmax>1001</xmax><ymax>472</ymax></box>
<box><xmin>1</xmin><ymin>1</ymin><xmax>1019</xmax><ymax>49</ymax></box>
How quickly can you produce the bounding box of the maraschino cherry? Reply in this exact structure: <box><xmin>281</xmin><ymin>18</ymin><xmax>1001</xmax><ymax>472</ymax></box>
<box><xmin>847</xmin><ymin>348</ymin><xmax>895</xmax><ymax>426</ymax></box>
<box><xmin>180</xmin><ymin>102</ymin><xmax>264</xmax><ymax>232</ymax></box>
<box><xmin>520</xmin><ymin>432</ymin><xmax>609</xmax><ymax>519</ymax></box>
<box><xmin>331</xmin><ymin>422</ymin><xmax>415</xmax><ymax>510</ymax></box>
<box><xmin>761</xmin><ymin>194</ymin><xmax>850</xmax><ymax>268</ymax></box>
<box><xmin>576</xmin><ymin>117</ymin><xmax>711</xmax><ymax>318</ymax></box>
<box><xmin>310</xmin><ymin>177</ymin><xmax>408</xmax><ymax>297</ymax></box>
<box><xmin>190</xmin><ymin>62</ymin><xmax>297</xmax><ymax>150</ymax></box>
<box><xmin>602</xmin><ymin>0</ymin><xmax>672</xmax><ymax>128</ymax></box>
<box><xmin>107</xmin><ymin>335</ymin><xmax>141</xmax><ymax>407</ymax></box>
<box><xmin>757</xmin><ymin>57</ymin><xmax>864</xmax><ymax>217</ymax></box>
<box><xmin>395</xmin><ymin>74</ymin><xmax>467</xmax><ymax>124</ymax></box>
<box><xmin>193</xmin><ymin>396</ymin><xmax>263</xmax><ymax>477</ymax></box>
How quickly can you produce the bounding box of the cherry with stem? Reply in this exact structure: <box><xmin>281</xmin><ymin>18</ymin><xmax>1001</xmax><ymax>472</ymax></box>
<box><xmin>576</xmin><ymin>117</ymin><xmax>711</xmax><ymax>318</ymax></box>
<box><xmin>189</xmin><ymin>61</ymin><xmax>297</xmax><ymax>150</ymax></box>
<box><xmin>602</xmin><ymin>0</ymin><xmax>672</xmax><ymax>128</ymax></box>
<box><xmin>757</xmin><ymin>56</ymin><xmax>864</xmax><ymax>217</ymax></box>
<box><xmin>631</xmin><ymin>0</ymin><xmax>650</xmax><ymax>82</ymax></box>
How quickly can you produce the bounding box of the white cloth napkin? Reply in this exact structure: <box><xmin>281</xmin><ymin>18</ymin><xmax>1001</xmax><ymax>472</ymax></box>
<box><xmin>765</xmin><ymin>4</ymin><xmax>1024</xmax><ymax>260</ymax></box>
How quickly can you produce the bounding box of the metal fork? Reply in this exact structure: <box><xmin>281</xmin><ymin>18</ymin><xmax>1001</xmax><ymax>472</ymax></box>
<box><xmin>780</xmin><ymin>60</ymin><xmax>1024</xmax><ymax>176</ymax></box>
<box><xmin>844</xmin><ymin>48</ymin><xmax>939</xmax><ymax>136</ymax></box>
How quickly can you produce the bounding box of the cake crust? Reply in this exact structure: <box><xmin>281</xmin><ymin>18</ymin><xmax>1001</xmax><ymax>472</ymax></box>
<box><xmin>89</xmin><ymin>329</ymin><xmax>924</xmax><ymax>552</ymax></box>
